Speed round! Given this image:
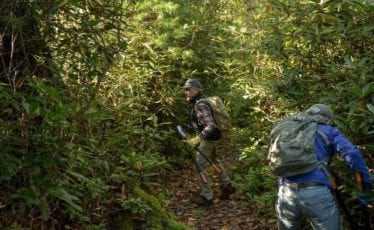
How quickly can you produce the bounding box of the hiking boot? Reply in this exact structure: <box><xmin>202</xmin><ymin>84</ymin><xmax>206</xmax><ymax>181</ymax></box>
<box><xmin>190</xmin><ymin>195</ymin><xmax>213</xmax><ymax>207</ymax></box>
<box><xmin>219</xmin><ymin>183</ymin><xmax>236</xmax><ymax>200</ymax></box>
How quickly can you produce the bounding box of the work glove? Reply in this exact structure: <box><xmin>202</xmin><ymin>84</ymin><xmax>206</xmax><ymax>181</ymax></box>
<box><xmin>357</xmin><ymin>192</ymin><xmax>374</xmax><ymax>206</ymax></box>
<box><xmin>357</xmin><ymin>181</ymin><xmax>374</xmax><ymax>206</ymax></box>
<box><xmin>186</xmin><ymin>135</ymin><xmax>201</xmax><ymax>149</ymax></box>
<box><xmin>363</xmin><ymin>180</ymin><xmax>373</xmax><ymax>191</ymax></box>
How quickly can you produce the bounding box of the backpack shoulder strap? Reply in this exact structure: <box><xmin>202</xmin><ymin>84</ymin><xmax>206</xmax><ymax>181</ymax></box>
<box><xmin>316</xmin><ymin>128</ymin><xmax>338</xmax><ymax>189</ymax></box>
<box><xmin>195</xmin><ymin>98</ymin><xmax>207</xmax><ymax>106</ymax></box>
<box><xmin>193</xmin><ymin>98</ymin><xmax>214</xmax><ymax>122</ymax></box>
<box><xmin>317</xmin><ymin>129</ymin><xmax>331</xmax><ymax>147</ymax></box>
<box><xmin>195</xmin><ymin>98</ymin><xmax>214</xmax><ymax>113</ymax></box>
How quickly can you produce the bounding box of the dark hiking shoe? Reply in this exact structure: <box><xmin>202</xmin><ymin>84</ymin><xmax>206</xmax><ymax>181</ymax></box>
<box><xmin>219</xmin><ymin>183</ymin><xmax>236</xmax><ymax>200</ymax></box>
<box><xmin>190</xmin><ymin>195</ymin><xmax>213</xmax><ymax>207</ymax></box>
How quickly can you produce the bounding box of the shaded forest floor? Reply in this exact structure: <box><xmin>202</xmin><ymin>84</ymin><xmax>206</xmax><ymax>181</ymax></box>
<box><xmin>162</xmin><ymin>151</ymin><xmax>277</xmax><ymax>230</ymax></box>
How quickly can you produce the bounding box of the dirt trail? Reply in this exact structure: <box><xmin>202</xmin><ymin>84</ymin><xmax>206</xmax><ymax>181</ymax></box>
<box><xmin>163</xmin><ymin>152</ymin><xmax>276</xmax><ymax>230</ymax></box>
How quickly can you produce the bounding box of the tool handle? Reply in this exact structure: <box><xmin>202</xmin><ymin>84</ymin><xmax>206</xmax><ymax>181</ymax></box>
<box><xmin>355</xmin><ymin>172</ymin><xmax>363</xmax><ymax>192</ymax></box>
<box><xmin>199</xmin><ymin>172</ymin><xmax>207</xmax><ymax>183</ymax></box>
<box><xmin>211</xmin><ymin>164</ymin><xmax>221</xmax><ymax>173</ymax></box>
<box><xmin>183</xmin><ymin>143</ymin><xmax>208</xmax><ymax>184</ymax></box>
<box><xmin>196</xmin><ymin>148</ymin><xmax>221</xmax><ymax>173</ymax></box>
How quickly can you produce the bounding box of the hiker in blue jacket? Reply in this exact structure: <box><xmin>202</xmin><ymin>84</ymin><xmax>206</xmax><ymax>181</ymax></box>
<box><xmin>182</xmin><ymin>78</ymin><xmax>235</xmax><ymax>207</ymax></box>
<box><xmin>275</xmin><ymin>104</ymin><xmax>373</xmax><ymax>230</ymax></box>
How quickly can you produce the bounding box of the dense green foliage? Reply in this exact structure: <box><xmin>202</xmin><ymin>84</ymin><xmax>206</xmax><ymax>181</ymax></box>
<box><xmin>0</xmin><ymin>0</ymin><xmax>372</xmax><ymax>228</ymax></box>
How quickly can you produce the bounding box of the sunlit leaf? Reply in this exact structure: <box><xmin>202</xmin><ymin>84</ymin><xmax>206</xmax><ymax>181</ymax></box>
<box><xmin>367</xmin><ymin>104</ymin><xmax>374</xmax><ymax>114</ymax></box>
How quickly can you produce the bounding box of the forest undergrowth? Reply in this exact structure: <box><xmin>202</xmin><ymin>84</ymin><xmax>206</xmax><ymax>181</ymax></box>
<box><xmin>0</xmin><ymin>0</ymin><xmax>373</xmax><ymax>228</ymax></box>
<box><xmin>162</xmin><ymin>148</ymin><xmax>277</xmax><ymax>230</ymax></box>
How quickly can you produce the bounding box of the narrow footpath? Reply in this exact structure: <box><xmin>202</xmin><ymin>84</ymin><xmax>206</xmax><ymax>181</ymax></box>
<box><xmin>163</xmin><ymin>151</ymin><xmax>277</xmax><ymax>230</ymax></box>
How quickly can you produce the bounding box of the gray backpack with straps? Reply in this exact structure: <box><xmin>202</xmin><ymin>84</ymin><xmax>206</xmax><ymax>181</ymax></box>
<box><xmin>268</xmin><ymin>112</ymin><xmax>330</xmax><ymax>177</ymax></box>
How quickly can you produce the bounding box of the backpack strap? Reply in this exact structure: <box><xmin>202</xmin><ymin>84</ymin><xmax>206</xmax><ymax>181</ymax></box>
<box><xmin>316</xmin><ymin>129</ymin><xmax>338</xmax><ymax>189</ymax></box>
<box><xmin>195</xmin><ymin>98</ymin><xmax>216</xmax><ymax>125</ymax></box>
<box><xmin>195</xmin><ymin>98</ymin><xmax>209</xmax><ymax>111</ymax></box>
<box><xmin>317</xmin><ymin>129</ymin><xmax>331</xmax><ymax>147</ymax></box>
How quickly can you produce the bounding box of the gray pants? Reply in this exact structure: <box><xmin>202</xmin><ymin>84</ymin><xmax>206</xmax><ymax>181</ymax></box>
<box><xmin>276</xmin><ymin>184</ymin><xmax>340</xmax><ymax>229</ymax></box>
<box><xmin>195</xmin><ymin>139</ymin><xmax>231</xmax><ymax>200</ymax></box>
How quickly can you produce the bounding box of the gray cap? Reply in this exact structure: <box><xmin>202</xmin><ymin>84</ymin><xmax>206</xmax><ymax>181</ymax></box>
<box><xmin>182</xmin><ymin>78</ymin><xmax>202</xmax><ymax>90</ymax></box>
<box><xmin>306</xmin><ymin>104</ymin><xmax>333</xmax><ymax>123</ymax></box>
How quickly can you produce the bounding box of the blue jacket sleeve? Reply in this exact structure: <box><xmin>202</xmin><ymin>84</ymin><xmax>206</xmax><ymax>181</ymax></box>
<box><xmin>329</xmin><ymin>126</ymin><xmax>372</xmax><ymax>187</ymax></box>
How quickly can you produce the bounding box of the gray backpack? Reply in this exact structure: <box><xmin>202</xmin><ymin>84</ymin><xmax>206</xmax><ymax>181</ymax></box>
<box><xmin>268</xmin><ymin>112</ymin><xmax>325</xmax><ymax>177</ymax></box>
